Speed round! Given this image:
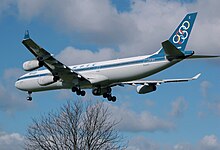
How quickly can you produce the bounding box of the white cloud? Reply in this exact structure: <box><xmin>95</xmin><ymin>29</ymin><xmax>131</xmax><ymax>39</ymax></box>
<box><xmin>17</xmin><ymin>0</ymin><xmax>47</xmax><ymax>21</ymax></box>
<box><xmin>105</xmin><ymin>103</ymin><xmax>174</xmax><ymax>132</ymax></box>
<box><xmin>199</xmin><ymin>81</ymin><xmax>220</xmax><ymax>116</ymax></box>
<box><xmin>1</xmin><ymin>0</ymin><xmax>220</xmax><ymax>59</ymax></box>
<box><xmin>127</xmin><ymin>134</ymin><xmax>220</xmax><ymax>150</ymax></box>
<box><xmin>170</xmin><ymin>97</ymin><xmax>188</xmax><ymax>117</ymax></box>
<box><xmin>56</xmin><ymin>46</ymin><xmax>117</xmax><ymax>65</ymax></box>
<box><xmin>127</xmin><ymin>136</ymin><xmax>193</xmax><ymax>150</ymax></box>
<box><xmin>127</xmin><ymin>136</ymin><xmax>160</xmax><ymax>150</ymax></box>
<box><xmin>16</xmin><ymin>0</ymin><xmax>136</xmax><ymax>47</ymax></box>
<box><xmin>173</xmin><ymin>144</ymin><xmax>192</xmax><ymax>150</ymax></box>
<box><xmin>200</xmin><ymin>80</ymin><xmax>212</xmax><ymax>98</ymax></box>
<box><xmin>188</xmin><ymin>0</ymin><xmax>220</xmax><ymax>55</ymax></box>
<box><xmin>144</xmin><ymin>99</ymin><xmax>155</xmax><ymax>107</ymax></box>
<box><xmin>0</xmin><ymin>83</ymin><xmax>27</xmax><ymax>114</ymax></box>
<box><xmin>0</xmin><ymin>0</ymin><xmax>15</xmax><ymax>17</ymax></box>
<box><xmin>0</xmin><ymin>68</ymin><xmax>32</xmax><ymax>114</ymax></box>
<box><xmin>199</xmin><ymin>135</ymin><xmax>220</xmax><ymax>150</ymax></box>
<box><xmin>0</xmin><ymin>131</ymin><xmax>24</xmax><ymax>150</ymax></box>
<box><xmin>3</xmin><ymin>68</ymin><xmax>23</xmax><ymax>81</ymax></box>
<box><xmin>208</xmin><ymin>101</ymin><xmax>220</xmax><ymax>116</ymax></box>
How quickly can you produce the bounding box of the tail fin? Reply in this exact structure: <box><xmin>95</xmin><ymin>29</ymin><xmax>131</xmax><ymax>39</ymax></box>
<box><xmin>169</xmin><ymin>12</ymin><xmax>197</xmax><ymax>51</ymax></box>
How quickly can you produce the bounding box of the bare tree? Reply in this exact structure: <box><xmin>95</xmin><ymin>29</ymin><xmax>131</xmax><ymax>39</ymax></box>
<box><xmin>25</xmin><ymin>101</ymin><xmax>126</xmax><ymax>150</ymax></box>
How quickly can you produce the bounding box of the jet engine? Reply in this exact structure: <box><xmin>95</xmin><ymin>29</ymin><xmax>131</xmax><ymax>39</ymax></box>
<box><xmin>136</xmin><ymin>84</ymin><xmax>156</xmax><ymax>94</ymax></box>
<box><xmin>38</xmin><ymin>75</ymin><xmax>56</xmax><ymax>86</ymax></box>
<box><xmin>23</xmin><ymin>60</ymin><xmax>43</xmax><ymax>71</ymax></box>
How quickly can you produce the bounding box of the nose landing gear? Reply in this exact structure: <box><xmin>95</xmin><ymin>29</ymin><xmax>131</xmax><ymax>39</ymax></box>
<box><xmin>27</xmin><ymin>91</ymin><xmax>32</xmax><ymax>101</ymax></box>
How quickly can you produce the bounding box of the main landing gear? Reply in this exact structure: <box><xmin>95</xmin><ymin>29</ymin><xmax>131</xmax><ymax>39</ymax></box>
<box><xmin>27</xmin><ymin>91</ymin><xmax>32</xmax><ymax>101</ymax></box>
<box><xmin>103</xmin><ymin>93</ymin><xmax>116</xmax><ymax>102</ymax></box>
<box><xmin>92</xmin><ymin>87</ymin><xmax>117</xmax><ymax>102</ymax></box>
<box><xmin>72</xmin><ymin>87</ymin><xmax>86</xmax><ymax>96</ymax></box>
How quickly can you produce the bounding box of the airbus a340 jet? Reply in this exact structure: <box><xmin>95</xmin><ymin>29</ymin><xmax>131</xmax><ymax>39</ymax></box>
<box><xmin>15</xmin><ymin>12</ymin><xmax>219</xmax><ymax>102</ymax></box>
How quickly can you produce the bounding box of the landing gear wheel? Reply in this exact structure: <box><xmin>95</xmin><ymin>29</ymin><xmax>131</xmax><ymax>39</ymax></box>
<box><xmin>80</xmin><ymin>90</ymin><xmax>86</xmax><ymax>96</ymax></box>
<box><xmin>103</xmin><ymin>93</ymin><xmax>108</xmax><ymax>98</ymax></box>
<box><xmin>112</xmin><ymin>96</ymin><xmax>116</xmax><ymax>102</ymax></box>
<box><xmin>101</xmin><ymin>88</ymin><xmax>117</xmax><ymax>102</ymax></box>
<box><xmin>106</xmin><ymin>95</ymin><xmax>116</xmax><ymax>102</ymax></box>
<box><xmin>72</xmin><ymin>87</ymin><xmax>78</xmax><ymax>92</ymax></box>
<box><xmin>72</xmin><ymin>87</ymin><xmax>86</xmax><ymax>97</ymax></box>
<box><xmin>106</xmin><ymin>94</ymin><xmax>112</xmax><ymax>101</ymax></box>
<box><xmin>27</xmin><ymin>96</ymin><xmax>32</xmax><ymax>101</ymax></box>
<box><xmin>76</xmin><ymin>90</ymin><xmax>81</xmax><ymax>95</ymax></box>
<box><xmin>107</xmin><ymin>96</ymin><xmax>112</xmax><ymax>101</ymax></box>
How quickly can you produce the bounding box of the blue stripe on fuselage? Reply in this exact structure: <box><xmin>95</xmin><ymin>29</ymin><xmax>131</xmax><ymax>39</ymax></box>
<box><xmin>18</xmin><ymin>55</ymin><xmax>166</xmax><ymax>81</ymax></box>
<box><xmin>17</xmin><ymin>73</ymin><xmax>51</xmax><ymax>81</ymax></box>
<box><xmin>73</xmin><ymin>56</ymin><xmax>165</xmax><ymax>71</ymax></box>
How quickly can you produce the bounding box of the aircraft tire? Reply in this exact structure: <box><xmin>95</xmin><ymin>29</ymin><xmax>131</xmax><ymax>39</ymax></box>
<box><xmin>76</xmin><ymin>90</ymin><xmax>81</xmax><ymax>95</ymax></box>
<box><xmin>112</xmin><ymin>96</ymin><xmax>116</xmax><ymax>102</ymax></box>
<box><xmin>107</xmin><ymin>95</ymin><xmax>112</xmax><ymax>101</ymax></box>
<box><xmin>80</xmin><ymin>91</ymin><xmax>86</xmax><ymax>96</ymax></box>
<box><xmin>103</xmin><ymin>93</ymin><xmax>108</xmax><ymax>98</ymax></box>
<box><xmin>27</xmin><ymin>96</ymin><xmax>32</xmax><ymax>101</ymax></box>
<box><xmin>72</xmin><ymin>87</ymin><xmax>78</xmax><ymax>92</ymax></box>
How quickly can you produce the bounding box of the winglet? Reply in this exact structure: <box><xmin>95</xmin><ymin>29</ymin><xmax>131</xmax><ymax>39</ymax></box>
<box><xmin>24</xmin><ymin>30</ymin><xmax>30</xmax><ymax>39</ymax></box>
<box><xmin>192</xmin><ymin>73</ymin><xmax>201</xmax><ymax>80</ymax></box>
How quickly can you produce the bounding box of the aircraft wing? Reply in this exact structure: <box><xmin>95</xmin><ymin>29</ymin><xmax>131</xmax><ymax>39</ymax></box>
<box><xmin>22</xmin><ymin>31</ymin><xmax>89</xmax><ymax>82</ymax></box>
<box><xmin>121</xmin><ymin>73</ymin><xmax>201</xmax><ymax>86</ymax></box>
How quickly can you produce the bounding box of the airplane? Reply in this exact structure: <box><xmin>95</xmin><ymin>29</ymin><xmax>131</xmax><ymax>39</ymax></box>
<box><xmin>15</xmin><ymin>12</ymin><xmax>219</xmax><ymax>102</ymax></box>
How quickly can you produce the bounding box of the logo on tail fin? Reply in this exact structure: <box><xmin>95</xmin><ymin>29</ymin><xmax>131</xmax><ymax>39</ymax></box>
<box><xmin>172</xmin><ymin>20</ymin><xmax>190</xmax><ymax>45</ymax></box>
<box><xmin>169</xmin><ymin>13</ymin><xmax>197</xmax><ymax>51</ymax></box>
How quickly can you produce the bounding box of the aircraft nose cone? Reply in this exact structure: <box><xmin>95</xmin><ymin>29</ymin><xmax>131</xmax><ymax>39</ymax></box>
<box><xmin>15</xmin><ymin>81</ymin><xmax>22</xmax><ymax>90</ymax></box>
<box><xmin>15</xmin><ymin>81</ymin><xmax>19</xmax><ymax>89</ymax></box>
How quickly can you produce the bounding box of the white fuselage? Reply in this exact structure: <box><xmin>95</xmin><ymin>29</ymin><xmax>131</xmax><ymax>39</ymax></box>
<box><xmin>15</xmin><ymin>53</ymin><xmax>177</xmax><ymax>92</ymax></box>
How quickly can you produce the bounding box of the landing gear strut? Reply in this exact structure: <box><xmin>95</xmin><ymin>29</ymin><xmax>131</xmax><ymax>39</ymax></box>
<box><xmin>72</xmin><ymin>87</ymin><xmax>86</xmax><ymax>96</ymax></box>
<box><xmin>92</xmin><ymin>87</ymin><xmax>117</xmax><ymax>102</ymax></box>
<box><xmin>27</xmin><ymin>91</ymin><xmax>32</xmax><ymax>101</ymax></box>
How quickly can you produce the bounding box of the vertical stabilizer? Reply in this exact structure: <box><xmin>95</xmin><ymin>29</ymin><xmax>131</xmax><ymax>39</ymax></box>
<box><xmin>169</xmin><ymin>12</ymin><xmax>197</xmax><ymax>51</ymax></box>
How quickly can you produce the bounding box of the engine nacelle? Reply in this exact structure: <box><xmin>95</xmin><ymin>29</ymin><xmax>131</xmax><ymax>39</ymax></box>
<box><xmin>136</xmin><ymin>84</ymin><xmax>156</xmax><ymax>94</ymax></box>
<box><xmin>37</xmin><ymin>76</ymin><xmax>55</xmax><ymax>86</ymax></box>
<box><xmin>23</xmin><ymin>60</ymin><xmax>43</xmax><ymax>71</ymax></box>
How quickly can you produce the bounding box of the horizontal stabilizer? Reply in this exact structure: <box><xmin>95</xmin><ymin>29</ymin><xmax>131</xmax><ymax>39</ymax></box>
<box><xmin>188</xmin><ymin>55</ymin><xmax>220</xmax><ymax>59</ymax></box>
<box><xmin>162</xmin><ymin>40</ymin><xmax>184</xmax><ymax>60</ymax></box>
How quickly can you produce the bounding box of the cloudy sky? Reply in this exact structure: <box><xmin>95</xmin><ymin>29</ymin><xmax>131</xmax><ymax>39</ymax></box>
<box><xmin>0</xmin><ymin>0</ymin><xmax>220</xmax><ymax>149</ymax></box>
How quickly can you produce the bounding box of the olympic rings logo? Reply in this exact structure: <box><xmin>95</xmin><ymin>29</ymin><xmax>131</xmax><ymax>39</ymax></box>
<box><xmin>173</xmin><ymin>21</ymin><xmax>190</xmax><ymax>45</ymax></box>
